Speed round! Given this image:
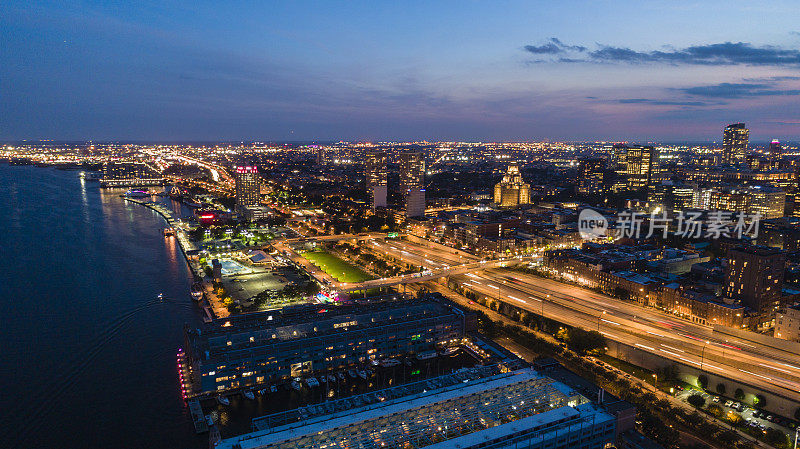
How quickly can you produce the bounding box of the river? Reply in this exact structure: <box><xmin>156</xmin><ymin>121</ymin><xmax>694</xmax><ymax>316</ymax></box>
<box><xmin>0</xmin><ymin>164</ymin><xmax>206</xmax><ymax>448</ymax></box>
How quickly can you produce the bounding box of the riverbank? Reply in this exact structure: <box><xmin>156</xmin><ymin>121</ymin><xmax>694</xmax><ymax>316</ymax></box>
<box><xmin>123</xmin><ymin>196</ymin><xmax>218</xmax><ymax>321</ymax></box>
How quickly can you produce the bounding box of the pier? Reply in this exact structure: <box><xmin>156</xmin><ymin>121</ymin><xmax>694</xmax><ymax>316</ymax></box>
<box><xmin>187</xmin><ymin>398</ymin><xmax>209</xmax><ymax>434</ymax></box>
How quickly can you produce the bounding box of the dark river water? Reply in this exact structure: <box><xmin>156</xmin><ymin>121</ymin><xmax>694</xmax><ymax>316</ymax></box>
<box><xmin>0</xmin><ymin>165</ymin><xmax>206</xmax><ymax>448</ymax></box>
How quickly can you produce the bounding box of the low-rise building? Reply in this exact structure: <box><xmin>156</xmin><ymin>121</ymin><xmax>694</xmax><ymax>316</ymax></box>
<box><xmin>775</xmin><ymin>304</ymin><xmax>800</xmax><ymax>341</ymax></box>
<box><xmin>214</xmin><ymin>368</ymin><xmax>620</xmax><ymax>449</ymax></box>
<box><xmin>185</xmin><ymin>298</ymin><xmax>474</xmax><ymax>394</ymax></box>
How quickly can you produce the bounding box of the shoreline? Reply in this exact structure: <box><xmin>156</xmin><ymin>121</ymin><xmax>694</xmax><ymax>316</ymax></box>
<box><xmin>123</xmin><ymin>196</ymin><xmax>217</xmax><ymax>322</ymax></box>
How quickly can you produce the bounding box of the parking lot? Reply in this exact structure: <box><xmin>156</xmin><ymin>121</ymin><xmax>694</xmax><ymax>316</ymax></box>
<box><xmin>675</xmin><ymin>389</ymin><xmax>797</xmax><ymax>437</ymax></box>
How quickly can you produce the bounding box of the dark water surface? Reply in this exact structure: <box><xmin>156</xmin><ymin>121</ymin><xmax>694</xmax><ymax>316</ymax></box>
<box><xmin>0</xmin><ymin>165</ymin><xmax>205</xmax><ymax>448</ymax></box>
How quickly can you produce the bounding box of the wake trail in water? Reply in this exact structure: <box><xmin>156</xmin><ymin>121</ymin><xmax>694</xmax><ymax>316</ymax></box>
<box><xmin>13</xmin><ymin>299</ymin><xmax>163</xmax><ymax>445</ymax></box>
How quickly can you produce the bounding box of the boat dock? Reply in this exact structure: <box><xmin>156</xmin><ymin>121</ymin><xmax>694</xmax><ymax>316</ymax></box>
<box><xmin>188</xmin><ymin>398</ymin><xmax>208</xmax><ymax>433</ymax></box>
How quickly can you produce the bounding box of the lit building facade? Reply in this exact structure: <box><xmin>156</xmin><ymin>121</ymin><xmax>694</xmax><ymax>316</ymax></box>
<box><xmin>400</xmin><ymin>151</ymin><xmax>426</xmax><ymax>217</ymax></box>
<box><xmin>100</xmin><ymin>161</ymin><xmax>163</xmax><ymax>187</ymax></box>
<box><xmin>185</xmin><ymin>298</ymin><xmax>471</xmax><ymax>394</ymax></box>
<box><xmin>493</xmin><ymin>162</ymin><xmax>531</xmax><ymax>207</ymax></box>
<box><xmin>365</xmin><ymin>150</ymin><xmax>388</xmax><ymax>209</ymax></box>
<box><xmin>577</xmin><ymin>158</ymin><xmax>606</xmax><ymax>195</ymax></box>
<box><xmin>724</xmin><ymin>245</ymin><xmax>786</xmax><ymax>322</ymax></box>
<box><xmin>775</xmin><ymin>305</ymin><xmax>800</xmax><ymax>341</ymax></box>
<box><xmin>234</xmin><ymin>165</ymin><xmax>260</xmax><ymax>212</ymax></box>
<box><xmin>624</xmin><ymin>145</ymin><xmax>660</xmax><ymax>190</ymax></box>
<box><xmin>722</xmin><ymin>123</ymin><xmax>749</xmax><ymax>165</ymax></box>
<box><xmin>215</xmin><ymin>368</ymin><xmax>620</xmax><ymax>449</ymax></box>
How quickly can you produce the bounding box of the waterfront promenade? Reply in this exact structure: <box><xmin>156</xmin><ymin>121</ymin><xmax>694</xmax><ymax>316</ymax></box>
<box><xmin>124</xmin><ymin>197</ymin><xmax>222</xmax><ymax>320</ymax></box>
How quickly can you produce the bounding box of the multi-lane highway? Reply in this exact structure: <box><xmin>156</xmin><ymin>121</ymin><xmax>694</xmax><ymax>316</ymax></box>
<box><xmin>365</xmin><ymin>238</ymin><xmax>800</xmax><ymax>398</ymax></box>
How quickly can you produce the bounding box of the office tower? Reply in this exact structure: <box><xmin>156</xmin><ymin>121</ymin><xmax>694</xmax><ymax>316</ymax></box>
<box><xmin>725</xmin><ymin>245</ymin><xmax>786</xmax><ymax>320</ymax></box>
<box><xmin>769</xmin><ymin>139</ymin><xmax>782</xmax><ymax>157</ymax></box>
<box><xmin>623</xmin><ymin>145</ymin><xmax>659</xmax><ymax>190</ymax></box>
<box><xmin>722</xmin><ymin>123</ymin><xmax>749</xmax><ymax>165</ymax></box>
<box><xmin>577</xmin><ymin>158</ymin><xmax>606</xmax><ymax>195</ymax></box>
<box><xmin>234</xmin><ymin>165</ymin><xmax>260</xmax><ymax>212</ymax></box>
<box><xmin>493</xmin><ymin>162</ymin><xmax>531</xmax><ymax>207</ymax></box>
<box><xmin>399</xmin><ymin>151</ymin><xmax>425</xmax><ymax>217</ymax></box>
<box><xmin>648</xmin><ymin>181</ymin><xmax>695</xmax><ymax>212</ymax></box>
<box><xmin>365</xmin><ymin>150</ymin><xmax>388</xmax><ymax>208</ymax></box>
<box><xmin>610</xmin><ymin>144</ymin><xmax>628</xmax><ymax>176</ymax></box>
<box><xmin>316</xmin><ymin>147</ymin><xmax>326</xmax><ymax>165</ymax></box>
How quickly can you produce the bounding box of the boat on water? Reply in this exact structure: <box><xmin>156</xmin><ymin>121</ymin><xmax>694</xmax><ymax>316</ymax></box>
<box><xmin>358</xmin><ymin>370</ymin><xmax>368</xmax><ymax>380</ymax></box>
<box><xmin>242</xmin><ymin>390</ymin><xmax>255</xmax><ymax>400</ymax></box>
<box><xmin>291</xmin><ymin>380</ymin><xmax>302</xmax><ymax>391</ymax></box>
<box><xmin>416</xmin><ymin>350</ymin><xmax>437</xmax><ymax>361</ymax></box>
<box><xmin>157</xmin><ymin>293</ymin><xmax>164</xmax><ymax>301</ymax></box>
<box><xmin>190</xmin><ymin>283</ymin><xmax>203</xmax><ymax>301</ymax></box>
<box><xmin>257</xmin><ymin>388</ymin><xmax>268</xmax><ymax>396</ymax></box>
<box><xmin>347</xmin><ymin>369</ymin><xmax>358</xmax><ymax>379</ymax></box>
<box><xmin>379</xmin><ymin>359</ymin><xmax>401</xmax><ymax>368</ymax></box>
<box><xmin>270</xmin><ymin>385</ymin><xmax>277</xmax><ymax>393</ymax></box>
<box><xmin>162</xmin><ymin>227</ymin><xmax>176</xmax><ymax>237</ymax></box>
<box><xmin>328</xmin><ymin>374</ymin><xmax>337</xmax><ymax>383</ymax></box>
<box><xmin>440</xmin><ymin>347</ymin><xmax>459</xmax><ymax>356</ymax></box>
<box><xmin>337</xmin><ymin>372</ymin><xmax>346</xmax><ymax>381</ymax></box>
<box><xmin>216</xmin><ymin>395</ymin><xmax>230</xmax><ymax>406</ymax></box>
<box><xmin>124</xmin><ymin>189</ymin><xmax>151</xmax><ymax>198</ymax></box>
<box><xmin>305</xmin><ymin>377</ymin><xmax>319</xmax><ymax>388</ymax></box>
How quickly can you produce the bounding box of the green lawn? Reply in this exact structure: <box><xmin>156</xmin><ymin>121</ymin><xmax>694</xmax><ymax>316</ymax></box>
<box><xmin>302</xmin><ymin>251</ymin><xmax>375</xmax><ymax>283</ymax></box>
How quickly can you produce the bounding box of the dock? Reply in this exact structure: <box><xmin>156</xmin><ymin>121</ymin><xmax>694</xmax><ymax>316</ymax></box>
<box><xmin>188</xmin><ymin>398</ymin><xmax>209</xmax><ymax>433</ymax></box>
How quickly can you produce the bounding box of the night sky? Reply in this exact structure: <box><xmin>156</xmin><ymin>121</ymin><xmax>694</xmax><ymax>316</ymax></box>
<box><xmin>3</xmin><ymin>1</ymin><xmax>800</xmax><ymax>142</ymax></box>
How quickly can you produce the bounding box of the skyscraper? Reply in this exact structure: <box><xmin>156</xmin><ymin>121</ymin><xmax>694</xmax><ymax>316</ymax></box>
<box><xmin>234</xmin><ymin>165</ymin><xmax>260</xmax><ymax>212</ymax></box>
<box><xmin>365</xmin><ymin>150</ymin><xmax>388</xmax><ymax>209</ymax></box>
<box><xmin>722</xmin><ymin>123</ymin><xmax>749</xmax><ymax>165</ymax></box>
<box><xmin>623</xmin><ymin>145</ymin><xmax>659</xmax><ymax>190</ymax></box>
<box><xmin>769</xmin><ymin>139</ymin><xmax>782</xmax><ymax>158</ymax></box>
<box><xmin>493</xmin><ymin>162</ymin><xmax>531</xmax><ymax>207</ymax></box>
<box><xmin>399</xmin><ymin>151</ymin><xmax>425</xmax><ymax>217</ymax></box>
<box><xmin>577</xmin><ymin>158</ymin><xmax>606</xmax><ymax>195</ymax></box>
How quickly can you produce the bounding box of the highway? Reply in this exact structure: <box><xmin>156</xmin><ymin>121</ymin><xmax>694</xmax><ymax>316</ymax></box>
<box><xmin>451</xmin><ymin>269</ymin><xmax>800</xmax><ymax>397</ymax></box>
<box><xmin>365</xmin><ymin>237</ymin><xmax>800</xmax><ymax>398</ymax></box>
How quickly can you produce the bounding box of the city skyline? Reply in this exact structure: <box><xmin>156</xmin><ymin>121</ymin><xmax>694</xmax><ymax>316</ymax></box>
<box><xmin>3</xmin><ymin>1</ymin><xmax>800</xmax><ymax>142</ymax></box>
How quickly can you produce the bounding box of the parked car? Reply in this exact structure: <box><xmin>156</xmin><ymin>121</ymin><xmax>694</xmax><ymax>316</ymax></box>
<box><xmin>712</xmin><ymin>396</ymin><xmax>720</xmax><ymax>403</ymax></box>
<box><xmin>724</xmin><ymin>400</ymin><xmax>733</xmax><ymax>407</ymax></box>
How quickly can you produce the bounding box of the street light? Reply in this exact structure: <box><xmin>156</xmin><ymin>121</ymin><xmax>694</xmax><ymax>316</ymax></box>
<box><xmin>700</xmin><ymin>341</ymin><xmax>710</xmax><ymax>372</ymax></box>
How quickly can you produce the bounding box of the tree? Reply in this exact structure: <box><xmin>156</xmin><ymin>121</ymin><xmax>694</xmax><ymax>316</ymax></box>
<box><xmin>734</xmin><ymin>388</ymin><xmax>745</xmax><ymax>401</ymax></box>
<box><xmin>688</xmin><ymin>394</ymin><xmax>705</xmax><ymax>408</ymax></box>
<box><xmin>715</xmin><ymin>383</ymin><xmax>726</xmax><ymax>395</ymax></box>
<box><xmin>707</xmin><ymin>404</ymin><xmax>723</xmax><ymax>417</ymax></box>
<box><xmin>764</xmin><ymin>428</ymin><xmax>789</xmax><ymax>448</ymax></box>
<box><xmin>698</xmin><ymin>374</ymin><xmax>709</xmax><ymax>390</ymax></box>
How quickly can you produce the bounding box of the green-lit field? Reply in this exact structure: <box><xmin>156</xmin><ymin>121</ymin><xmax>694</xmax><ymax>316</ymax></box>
<box><xmin>302</xmin><ymin>251</ymin><xmax>374</xmax><ymax>283</ymax></box>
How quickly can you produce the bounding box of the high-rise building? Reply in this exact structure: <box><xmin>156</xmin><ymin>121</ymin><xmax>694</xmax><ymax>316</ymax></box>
<box><xmin>623</xmin><ymin>145</ymin><xmax>659</xmax><ymax>190</ymax></box>
<box><xmin>724</xmin><ymin>245</ymin><xmax>786</xmax><ymax>321</ymax></box>
<box><xmin>691</xmin><ymin>186</ymin><xmax>785</xmax><ymax>219</ymax></box>
<box><xmin>722</xmin><ymin>123</ymin><xmax>749</xmax><ymax>165</ymax></box>
<box><xmin>769</xmin><ymin>139</ymin><xmax>782</xmax><ymax>157</ymax></box>
<box><xmin>493</xmin><ymin>162</ymin><xmax>531</xmax><ymax>207</ymax></box>
<box><xmin>577</xmin><ymin>158</ymin><xmax>606</xmax><ymax>195</ymax></box>
<box><xmin>399</xmin><ymin>151</ymin><xmax>426</xmax><ymax>217</ymax></box>
<box><xmin>234</xmin><ymin>165</ymin><xmax>260</xmax><ymax>212</ymax></box>
<box><xmin>365</xmin><ymin>150</ymin><xmax>388</xmax><ymax>209</ymax></box>
<box><xmin>648</xmin><ymin>181</ymin><xmax>695</xmax><ymax>212</ymax></box>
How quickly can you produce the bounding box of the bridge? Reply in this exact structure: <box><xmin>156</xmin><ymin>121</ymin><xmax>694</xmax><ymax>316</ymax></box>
<box><xmin>336</xmin><ymin>257</ymin><xmax>532</xmax><ymax>292</ymax></box>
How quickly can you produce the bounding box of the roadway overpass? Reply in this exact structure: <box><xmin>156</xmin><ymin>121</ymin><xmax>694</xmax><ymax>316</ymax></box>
<box><xmin>365</xmin><ymin>236</ymin><xmax>800</xmax><ymax>399</ymax></box>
